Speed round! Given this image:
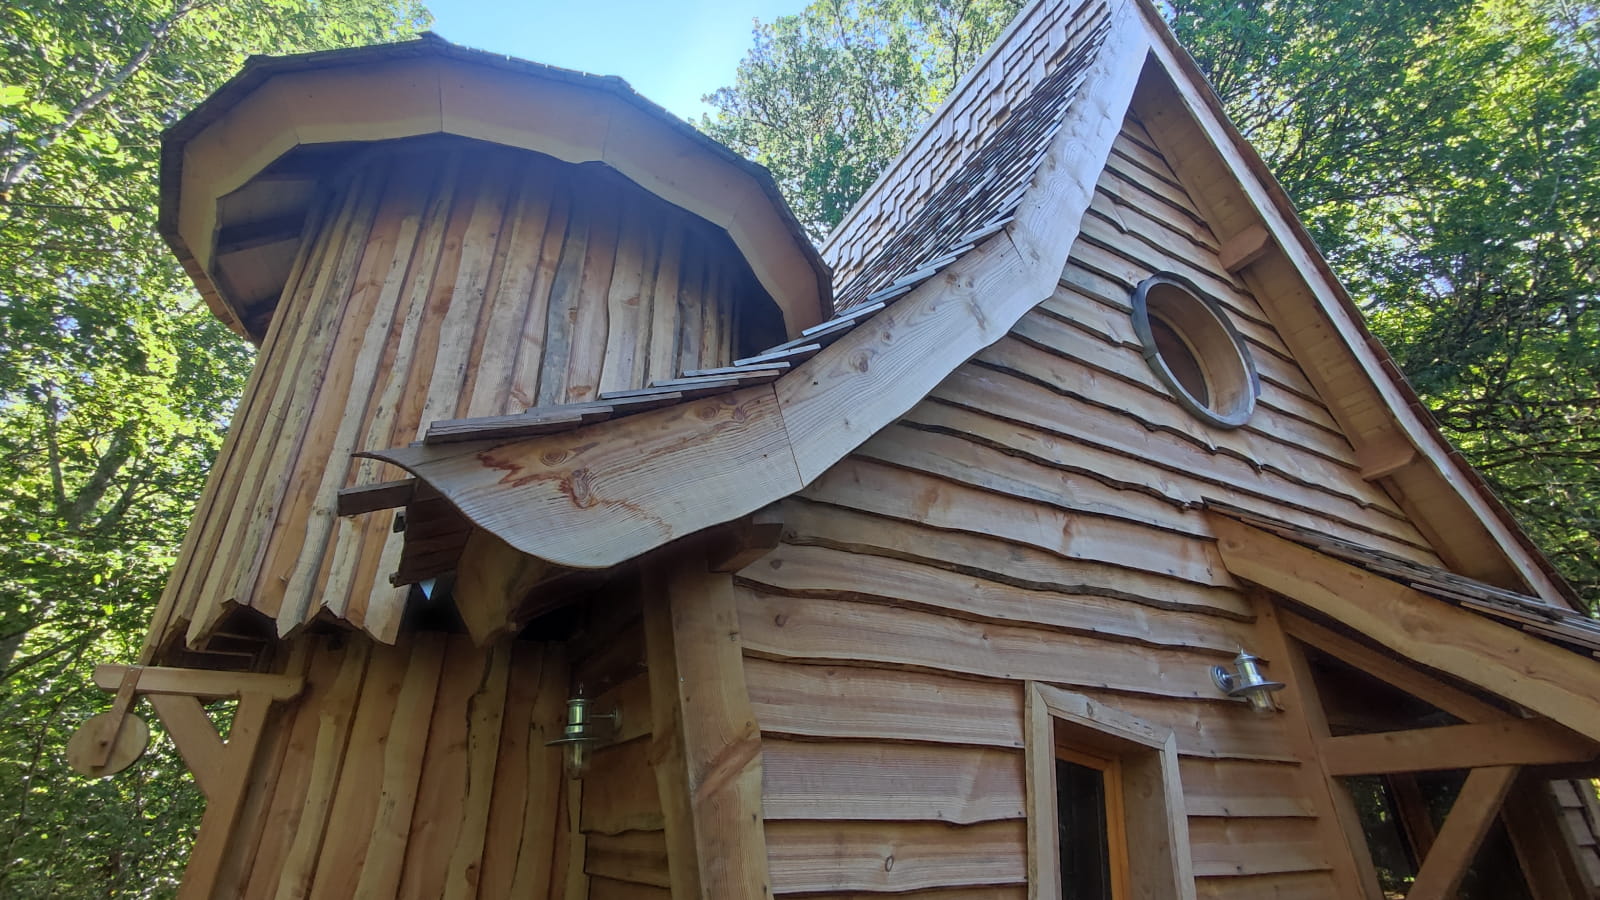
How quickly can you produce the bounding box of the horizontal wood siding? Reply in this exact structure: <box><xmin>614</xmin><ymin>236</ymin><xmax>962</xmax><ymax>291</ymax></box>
<box><xmin>208</xmin><ymin>633</ymin><xmax>567</xmax><ymax>899</ymax></box>
<box><xmin>744</xmin><ymin>110</ymin><xmax>1402</xmax><ymax>896</ymax></box>
<box><xmin>148</xmin><ymin>140</ymin><xmax>782</xmax><ymax>653</ymax></box>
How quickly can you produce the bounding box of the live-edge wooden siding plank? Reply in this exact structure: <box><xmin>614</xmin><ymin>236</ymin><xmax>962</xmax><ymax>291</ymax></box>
<box><xmin>738</xmin><ymin>541</ymin><xmax>1249</xmax><ymax>653</ymax></box>
<box><xmin>897</xmin><ymin>395</ymin><xmax>1433</xmax><ymax>558</ymax></box>
<box><xmin>271</xmin><ymin>637</ymin><xmax>372</xmax><ymax>900</ymax></box>
<box><xmin>765</xmin><ymin>820</ymin><xmax>1027</xmax><ymax>894</ymax></box>
<box><xmin>462</xmin><ymin>163</ymin><xmax>555</xmax><ymax>419</ymax></box>
<box><xmin>478</xmin><ymin>642</ymin><xmax>566</xmax><ymax>899</ymax></box>
<box><xmin>761</xmin><ymin>738</ymin><xmax>1025</xmax><ymax>824</ymax></box>
<box><xmin>564</xmin><ymin>178</ymin><xmax>621</xmax><ymax>403</ymax></box>
<box><xmin>306</xmin><ymin>639</ymin><xmax>409</xmax><ymax>900</ymax></box>
<box><xmin>927</xmin><ymin>365</ymin><xmax>1420</xmax><ymax>543</ymax></box>
<box><xmin>191</xmin><ymin>166</ymin><xmax>384</xmax><ymax>638</ymax></box>
<box><xmin>352</xmin><ymin>634</ymin><xmax>447</xmax><ymax>900</ymax></box>
<box><xmin>394</xmin><ymin>637</ymin><xmax>488</xmax><ymax>899</ymax></box>
<box><xmin>803</xmin><ymin>456</ymin><xmax>1235</xmax><ymax>589</ymax></box>
<box><xmin>340</xmin><ymin>157</ymin><xmax>465</xmax><ymax>635</ymax></box>
<box><xmin>266</xmin><ymin>159</ymin><xmax>419</xmax><ymax>628</ymax></box>
<box><xmin>780</xmin><ymin>496</ymin><xmax>1251</xmax><ymax>619</ymax></box>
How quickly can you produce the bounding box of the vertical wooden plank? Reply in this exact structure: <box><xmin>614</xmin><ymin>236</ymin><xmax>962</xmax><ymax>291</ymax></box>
<box><xmin>1408</xmin><ymin>766</ymin><xmax>1520</xmax><ymax>900</ymax></box>
<box><xmin>563</xmin><ymin>180</ymin><xmax>621</xmax><ymax>403</ymax></box>
<box><xmin>396</xmin><ymin>637</ymin><xmax>488</xmax><ymax>900</ymax></box>
<box><xmin>352</xmin><ymin>633</ymin><xmax>448</xmax><ymax>900</ymax></box>
<box><xmin>462</xmin><ymin>164</ymin><xmax>554</xmax><ymax>419</ymax></box>
<box><xmin>218</xmin><ymin>163</ymin><xmax>389</xmax><ymax>627</ymax></box>
<box><xmin>645</xmin><ymin>227</ymin><xmax>685</xmax><ymax>388</ymax></box>
<box><xmin>644</xmin><ymin>585</ymin><xmax>704</xmax><ymax>900</ymax></box>
<box><xmin>480</xmin><ymin>643</ymin><xmax>567</xmax><ymax>898</ymax></box>
<box><xmin>191</xmin><ymin>167</ymin><xmax>380</xmax><ymax>637</ymax></box>
<box><xmin>354</xmin><ymin>156</ymin><xmax>481</xmax><ymax>639</ymax></box>
<box><xmin>442</xmin><ymin>640</ymin><xmax>512</xmax><ymax>900</ymax></box>
<box><xmin>314</xmin><ymin>156</ymin><xmax>435</xmax><ymax>626</ymax></box>
<box><xmin>1023</xmin><ymin>684</ymin><xmax>1060</xmax><ymax>900</ymax></box>
<box><xmin>1252</xmin><ymin>594</ymin><xmax>1383</xmax><ymax>900</ymax></box>
<box><xmin>212</xmin><ymin>642</ymin><xmax>314</xmax><ymax>897</ymax></box>
<box><xmin>658</xmin><ymin>552</ymin><xmax>773</xmax><ymax>899</ymax></box>
<box><xmin>414</xmin><ymin>153</ymin><xmax>516</xmax><ymax>431</ymax></box>
<box><xmin>268</xmin><ymin>162</ymin><xmax>417</xmax><ymax>627</ymax></box>
<box><xmin>271</xmin><ymin>637</ymin><xmax>372</xmax><ymax>900</ymax></box>
<box><xmin>598</xmin><ymin>199</ymin><xmax>661</xmax><ymax>396</ymax></box>
<box><xmin>509</xmin><ymin>179</ymin><xmax>573</xmax><ymax>409</ymax></box>
<box><xmin>306</xmin><ymin>641</ymin><xmax>409</xmax><ymax>900</ymax></box>
<box><xmin>536</xmin><ymin>194</ymin><xmax>590</xmax><ymax>407</ymax></box>
<box><xmin>675</xmin><ymin>232</ymin><xmax>704</xmax><ymax>379</ymax></box>
<box><xmin>699</xmin><ymin>256</ymin><xmax>724</xmax><ymax>369</ymax></box>
<box><xmin>144</xmin><ymin>183</ymin><xmax>333</xmax><ymax>655</ymax></box>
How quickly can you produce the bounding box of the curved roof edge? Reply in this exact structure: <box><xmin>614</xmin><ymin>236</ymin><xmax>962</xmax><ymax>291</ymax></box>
<box><xmin>157</xmin><ymin>33</ymin><xmax>831</xmax><ymax>341</ymax></box>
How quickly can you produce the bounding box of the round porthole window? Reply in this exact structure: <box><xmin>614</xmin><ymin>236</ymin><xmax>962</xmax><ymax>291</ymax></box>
<box><xmin>1131</xmin><ymin>273</ymin><xmax>1258</xmax><ymax>428</ymax></box>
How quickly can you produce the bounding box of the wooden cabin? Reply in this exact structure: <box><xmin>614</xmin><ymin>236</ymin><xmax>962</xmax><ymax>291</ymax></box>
<box><xmin>76</xmin><ymin>0</ymin><xmax>1600</xmax><ymax>898</ymax></box>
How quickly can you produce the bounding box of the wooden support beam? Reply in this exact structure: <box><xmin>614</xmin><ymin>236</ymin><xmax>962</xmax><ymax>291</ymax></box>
<box><xmin>1211</xmin><ymin>514</ymin><xmax>1600</xmax><ymax>743</ymax></box>
<box><xmin>452</xmin><ymin>529</ymin><xmax>551</xmax><ymax>644</ymax></box>
<box><xmin>1353</xmin><ymin>435</ymin><xmax>1417</xmax><ymax>481</ymax></box>
<box><xmin>1215</xmin><ymin>223</ymin><xmax>1271</xmax><ymax>272</ymax></box>
<box><xmin>1252</xmin><ymin>596</ymin><xmax>1383</xmax><ymax>899</ymax></box>
<box><xmin>705</xmin><ymin>505</ymin><xmax>784</xmax><ymax>574</ymax></box>
<box><xmin>1277</xmin><ymin>610</ymin><xmax>1505</xmax><ymax>724</ymax></box>
<box><xmin>171</xmin><ymin>691</ymin><xmax>279</xmax><ymax>900</ymax></box>
<box><xmin>93</xmin><ymin>664</ymin><xmax>303</xmax><ymax>701</ymax></box>
<box><xmin>336</xmin><ymin>478</ymin><xmax>415</xmax><ymax>516</ymax></box>
<box><xmin>1321</xmin><ymin>721</ymin><xmax>1596</xmax><ymax>776</ymax></box>
<box><xmin>646</xmin><ymin>549</ymin><xmax>773</xmax><ymax>899</ymax></box>
<box><xmin>1407</xmin><ymin>766</ymin><xmax>1520</xmax><ymax>900</ymax></box>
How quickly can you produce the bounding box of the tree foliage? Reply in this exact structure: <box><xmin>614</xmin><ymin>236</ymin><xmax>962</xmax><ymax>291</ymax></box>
<box><xmin>707</xmin><ymin>0</ymin><xmax>1600</xmax><ymax>605</ymax></box>
<box><xmin>0</xmin><ymin>0</ymin><xmax>426</xmax><ymax>895</ymax></box>
<box><xmin>701</xmin><ymin>0</ymin><xmax>1027</xmax><ymax>237</ymax></box>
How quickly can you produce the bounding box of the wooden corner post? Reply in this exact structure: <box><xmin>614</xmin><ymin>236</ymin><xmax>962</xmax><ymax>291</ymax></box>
<box><xmin>644</xmin><ymin>547</ymin><xmax>773</xmax><ymax>899</ymax></box>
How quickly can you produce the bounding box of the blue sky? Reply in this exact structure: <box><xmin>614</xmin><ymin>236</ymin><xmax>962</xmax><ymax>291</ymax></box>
<box><xmin>424</xmin><ymin>0</ymin><xmax>806</xmax><ymax>120</ymax></box>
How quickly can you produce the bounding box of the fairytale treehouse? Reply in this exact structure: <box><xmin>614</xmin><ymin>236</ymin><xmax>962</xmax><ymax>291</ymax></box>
<box><xmin>75</xmin><ymin>1</ymin><xmax>1600</xmax><ymax>898</ymax></box>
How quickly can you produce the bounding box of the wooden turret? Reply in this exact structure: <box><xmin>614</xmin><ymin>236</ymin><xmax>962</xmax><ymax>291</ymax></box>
<box><xmin>144</xmin><ymin>35</ymin><xmax>827</xmax><ymax>658</ymax></box>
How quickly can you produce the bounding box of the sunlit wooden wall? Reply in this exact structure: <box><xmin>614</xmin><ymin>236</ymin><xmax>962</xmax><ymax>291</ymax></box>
<box><xmin>146</xmin><ymin>140</ymin><xmax>784</xmax><ymax>656</ymax></box>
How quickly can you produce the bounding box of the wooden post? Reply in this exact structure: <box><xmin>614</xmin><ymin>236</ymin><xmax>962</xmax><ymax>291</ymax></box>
<box><xmin>644</xmin><ymin>548</ymin><xmax>773</xmax><ymax>899</ymax></box>
<box><xmin>1250</xmin><ymin>595</ymin><xmax>1383</xmax><ymax>900</ymax></box>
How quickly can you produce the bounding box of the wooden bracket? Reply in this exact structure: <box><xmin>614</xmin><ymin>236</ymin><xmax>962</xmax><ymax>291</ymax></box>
<box><xmin>1216</xmin><ymin>223</ymin><xmax>1272</xmax><ymax>272</ymax></box>
<box><xmin>1407</xmin><ymin>765</ymin><xmax>1520</xmax><ymax>900</ymax></box>
<box><xmin>91</xmin><ymin>665</ymin><xmax>144</xmax><ymax>769</ymax></box>
<box><xmin>92</xmin><ymin>664</ymin><xmax>305</xmax><ymax>900</ymax></box>
<box><xmin>706</xmin><ymin>504</ymin><xmax>785</xmax><ymax>574</ymax></box>
<box><xmin>1320</xmin><ymin>720</ymin><xmax>1597</xmax><ymax>776</ymax></box>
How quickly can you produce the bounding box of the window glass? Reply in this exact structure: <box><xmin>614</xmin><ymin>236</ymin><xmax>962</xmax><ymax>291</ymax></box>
<box><xmin>1057</xmin><ymin>757</ymin><xmax>1113</xmax><ymax>900</ymax></box>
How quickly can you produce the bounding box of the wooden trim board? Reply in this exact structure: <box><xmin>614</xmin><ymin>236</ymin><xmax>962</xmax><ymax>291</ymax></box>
<box><xmin>1211</xmin><ymin>513</ymin><xmax>1600</xmax><ymax>743</ymax></box>
<box><xmin>1025</xmin><ymin>681</ymin><xmax>1196</xmax><ymax>900</ymax></box>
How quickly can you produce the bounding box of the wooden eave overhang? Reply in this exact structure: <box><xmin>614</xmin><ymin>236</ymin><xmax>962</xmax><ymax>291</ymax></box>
<box><xmin>157</xmin><ymin>32</ymin><xmax>830</xmax><ymax>343</ymax></box>
<box><xmin>1208</xmin><ymin>505</ymin><xmax>1600</xmax><ymax>746</ymax></box>
<box><xmin>325</xmin><ymin>0</ymin><xmax>1580</xmax><ymax>646</ymax></box>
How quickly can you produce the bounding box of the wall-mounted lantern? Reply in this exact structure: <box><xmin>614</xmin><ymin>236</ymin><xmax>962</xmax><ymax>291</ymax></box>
<box><xmin>546</xmin><ymin>695</ymin><xmax>620</xmax><ymax>777</ymax></box>
<box><xmin>1212</xmin><ymin>650</ymin><xmax>1285</xmax><ymax>714</ymax></box>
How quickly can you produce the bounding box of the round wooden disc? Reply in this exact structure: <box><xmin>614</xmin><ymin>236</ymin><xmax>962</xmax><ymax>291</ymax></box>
<box><xmin>67</xmin><ymin>713</ymin><xmax>150</xmax><ymax>778</ymax></box>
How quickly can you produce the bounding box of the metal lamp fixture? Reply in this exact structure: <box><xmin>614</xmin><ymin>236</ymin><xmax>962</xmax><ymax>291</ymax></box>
<box><xmin>546</xmin><ymin>695</ymin><xmax>620</xmax><ymax>777</ymax></box>
<box><xmin>1212</xmin><ymin>649</ymin><xmax>1285</xmax><ymax>714</ymax></box>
